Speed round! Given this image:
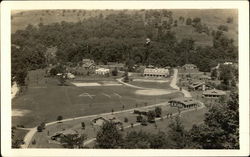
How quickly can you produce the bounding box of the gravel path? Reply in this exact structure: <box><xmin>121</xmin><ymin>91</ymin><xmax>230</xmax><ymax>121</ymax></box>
<box><xmin>170</xmin><ymin>69</ymin><xmax>192</xmax><ymax>98</ymax></box>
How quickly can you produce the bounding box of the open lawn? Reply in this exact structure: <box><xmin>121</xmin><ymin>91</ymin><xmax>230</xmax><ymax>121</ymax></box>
<box><xmin>12</xmin><ymin>76</ymin><xmax>182</xmax><ymax>128</ymax></box>
<box><xmin>129</xmin><ymin>79</ymin><xmax>172</xmax><ymax>89</ymax></box>
<box><xmin>122</xmin><ymin>106</ymin><xmax>207</xmax><ymax>135</ymax></box>
<box><xmin>29</xmin><ymin>103</ymin><xmax>207</xmax><ymax>148</ymax></box>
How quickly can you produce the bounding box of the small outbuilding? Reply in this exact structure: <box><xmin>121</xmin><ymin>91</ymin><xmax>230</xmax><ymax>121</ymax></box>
<box><xmin>81</xmin><ymin>59</ymin><xmax>95</xmax><ymax>70</ymax></box>
<box><xmin>92</xmin><ymin>115</ymin><xmax>122</xmax><ymax>126</ymax></box>
<box><xmin>202</xmin><ymin>89</ymin><xmax>226</xmax><ymax>98</ymax></box>
<box><xmin>50</xmin><ymin>129</ymin><xmax>78</xmax><ymax>142</ymax></box>
<box><xmin>182</xmin><ymin>64</ymin><xmax>198</xmax><ymax>70</ymax></box>
<box><xmin>199</xmin><ymin>75</ymin><xmax>212</xmax><ymax>81</ymax></box>
<box><xmin>169</xmin><ymin>97</ymin><xmax>201</xmax><ymax>108</ymax></box>
<box><xmin>95</xmin><ymin>68</ymin><xmax>110</xmax><ymax>75</ymax></box>
<box><xmin>188</xmin><ymin>82</ymin><xmax>211</xmax><ymax>91</ymax></box>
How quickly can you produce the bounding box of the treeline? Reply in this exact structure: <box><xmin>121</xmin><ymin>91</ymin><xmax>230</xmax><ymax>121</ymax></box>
<box><xmin>94</xmin><ymin>91</ymin><xmax>239</xmax><ymax>149</ymax></box>
<box><xmin>11</xmin><ymin>10</ymin><xmax>237</xmax><ymax>86</ymax></box>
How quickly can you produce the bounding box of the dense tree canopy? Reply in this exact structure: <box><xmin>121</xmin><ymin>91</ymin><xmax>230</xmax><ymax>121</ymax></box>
<box><xmin>11</xmin><ymin>10</ymin><xmax>238</xmax><ymax>86</ymax></box>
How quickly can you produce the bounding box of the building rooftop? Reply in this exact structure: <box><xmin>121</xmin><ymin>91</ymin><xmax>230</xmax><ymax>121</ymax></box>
<box><xmin>169</xmin><ymin>97</ymin><xmax>200</xmax><ymax>106</ymax></box>
<box><xmin>183</xmin><ymin>64</ymin><xmax>197</xmax><ymax>68</ymax></box>
<box><xmin>52</xmin><ymin>129</ymin><xmax>78</xmax><ymax>137</ymax></box>
<box><xmin>203</xmin><ymin>89</ymin><xmax>226</xmax><ymax>95</ymax></box>
<box><xmin>144</xmin><ymin>68</ymin><xmax>169</xmax><ymax>75</ymax></box>
<box><xmin>188</xmin><ymin>82</ymin><xmax>205</xmax><ymax>88</ymax></box>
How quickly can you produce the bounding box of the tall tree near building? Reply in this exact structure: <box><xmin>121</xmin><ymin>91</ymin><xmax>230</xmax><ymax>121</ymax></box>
<box><xmin>167</xmin><ymin>117</ymin><xmax>188</xmax><ymax>148</ymax></box>
<box><xmin>95</xmin><ymin>121</ymin><xmax>123</xmax><ymax>148</ymax></box>
<box><xmin>189</xmin><ymin>91</ymin><xmax>239</xmax><ymax>149</ymax></box>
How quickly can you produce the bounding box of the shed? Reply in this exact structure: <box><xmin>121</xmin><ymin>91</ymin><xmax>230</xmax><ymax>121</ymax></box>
<box><xmin>202</xmin><ymin>89</ymin><xmax>226</xmax><ymax>98</ymax></box>
<box><xmin>169</xmin><ymin>97</ymin><xmax>201</xmax><ymax>108</ymax></box>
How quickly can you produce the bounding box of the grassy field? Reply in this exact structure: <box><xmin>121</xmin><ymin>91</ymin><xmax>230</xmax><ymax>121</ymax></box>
<box><xmin>12</xmin><ymin>69</ymin><xmax>182</xmax><ymax>128</ymax></box>
<box><xmin>122</xmin><ymin>106</ymin><xmax>207</xmax><ymax>135</ymax></box>
<box><xmin>129</xmin><ymin>80</ymin><xmax>172</xmax><ymax>89</ymax></box>
<box><xmin>30</xmin><ymin>102</ymin><xmax>208</xmax><ymax>148</ymax></box>
<box><xmin>29</xmin><ymin>103</ymin><xmax>178</xmax><ymax>148</ymax></box>
<box><xmin>12</xmin><ymin>129</ymin><xmax>29</xmax><ymax>141</ymax></box>
<box><xmin>31</xmin><ymin>105</ymin><xmax>207</xmax><ymax>148</ymax></box>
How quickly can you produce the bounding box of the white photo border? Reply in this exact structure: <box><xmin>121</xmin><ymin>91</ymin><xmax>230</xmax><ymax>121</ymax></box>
<box><xmin>1</xmin><ymin>1</ymin><xmax>249</xmax><ymax>156</ymax></box>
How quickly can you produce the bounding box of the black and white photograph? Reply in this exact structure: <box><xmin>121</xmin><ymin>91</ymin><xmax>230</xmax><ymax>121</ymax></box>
<box><xmin>1</xmin><ymin>1</ymin><xmax>249</xmax><ymax>156</ymax></box>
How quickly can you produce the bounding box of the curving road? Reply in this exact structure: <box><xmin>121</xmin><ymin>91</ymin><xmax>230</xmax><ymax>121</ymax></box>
<box><xmin>116</xmin><ymin>78</ymin><xmax>148</xmax><ymax>89</ymax></box>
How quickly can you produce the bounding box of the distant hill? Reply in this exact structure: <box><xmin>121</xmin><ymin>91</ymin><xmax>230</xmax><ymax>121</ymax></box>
<box><xmin>11</xmin><ymin>9</ymin><xmax>238</xmax><ymax>47</ymax></box>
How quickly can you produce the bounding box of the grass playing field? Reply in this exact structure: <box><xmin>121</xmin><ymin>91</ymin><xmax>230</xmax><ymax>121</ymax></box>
<box><xmin>12</xmin><ymin>75</ymin><xmax>182</xmax><ymax>128</ymax></box>
<box><xmin>129</xmin><ymin>80</ymin><xmax>172</xmax><ymax>89</ymax></box>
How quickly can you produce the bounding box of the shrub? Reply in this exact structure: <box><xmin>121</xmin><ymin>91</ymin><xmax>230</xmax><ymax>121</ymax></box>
<box><xmin>81</xmin><ymin>122</ymin><xmax>85</xmax><ymax>129</ymax></box>
<box><xmin>227</xmin><ymin>17</ymin><xmax>233</xmax><ymax>23</ymax></box>
<box><xmin>147</xmin><ymin>110</ymin><xmax>156</xmax><ymax>123</ymax></box>
<box><xmin>141</xmin><ymin>119</ymin><xmax>148</xmax><ymax>126</ymax></box>
<box><xmin>57</xmin><ymin>115</ymin><xmax>63</xmax><ymax>121</ymax></box>
<box><xmin>136</xmin><ymin>115</ymin><xmax>143</xmax><ymax>122</ymax></box>
<box><xmin>186</xmin><ymin>17</ymin><xmax>192</xmax><ymax>25</ymax></box>
<box><xmin>50</xmin><ymin>65</ymin><xmax>65</xmax><ymax>76</ymax></box>
<box><xmin>124</xmin><ymin>117</ymin><xmax>128</xmax><ymax>123</ymax></box>
<box><xmin>37</xmin><ymin>125</ymin><xmax>43</xmax><ymax>132</ymax></box>
<box><xmin>218</xmin><ymin>25</ymin><xmax>228</xmax><ymax>32</ymax></box>
<box><xmin>32</xmin><ymin>139</ymin><xmax>36</xmax><ymax>145</ymax></box>
<box><xmin>40</xmin><ymin>122</ymin><xmax>46</xmax><ymax>129</ymax></box>
<box><xmin>134</xmin><ymin>110</ymin><xmax>140</xmax><ymax>114</ymax></box>
<box><xmin>111</xmin><ymin>68</ymin><xmax>118</xmax><ymax>76</ymax></box>
<box><xmin>155</xmin><ymin>107</ymin><xmax>162</xmax><ymax>117</ymax></box>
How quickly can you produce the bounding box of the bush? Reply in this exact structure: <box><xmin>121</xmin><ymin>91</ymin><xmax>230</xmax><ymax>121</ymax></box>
<box><xmin>17</xmin><ymin>125</ymin><xmax>25</xmax><ymax>128</ymax></box>
<box><xmin>40</xmin><ymin>122</ymin><xmax>46</xmax><ymax>129</ymax></box>
<box><xmin>81</xmin><ymin>122</ymin><xmax>85</xmax><ymax>129</ymax></box>
<box><xmin>136</xmin><ymin>115</ymin><xmax>143</xmax><ymax>122</ymax></box>
<box><xmin>141</xmin><ymin>119</ymin><xmax>148</xmax><ymax>126</ymax></box>
<box><xmin>32</xmin><ymin>139</ymin><xmax>36</xmax><ymax>145</ymax></box>
<box><xmin>147</xmin><ymin>110</ymin><xmax>156</xmax><ymax>123</ymax></box>
<box><xmin>57</xmin><ymin>115</ymin><xmax>63</xmax><ymax>121</ymax></box>
<box><xmin>155</xmin><ymin>107</ymin><xmax>162</xmax><ymax>117</ymax></box>
<box><xmin>111</xmin><ymin>68</ymin><xmax>118</xmax><ymax>76</ymax></box>
<box><xmin>50</xmin><ymin>65</ymin><xmax>65</xmax><ymax>76</ymax></box>
<box><xmin>134</xmin><ymin>110</ymin><xmax>140</xmax><ymax>114</ymax></box>
<box><xmin>186</xmin><ymin>17</ymin><xmax>192</xmax><ymax>25</ymax></box>
<box><xmin>227</xmin><ymin>17</ymin><xmax>233</xmax><ymax>23</ymax></box>
<box><xmin>37</xmin><ymin>125</ymin><xmax>43</xmax><ymax>132</ymax></box>
<box><xmin>218</xmin><ymin>25</ymin><xmax>228</xmax><ymax>32</ymax></box>
<box><xmin>124</xmin><ymin>117</ymin><xmax>128</xmax><ymax>123</ymax></box>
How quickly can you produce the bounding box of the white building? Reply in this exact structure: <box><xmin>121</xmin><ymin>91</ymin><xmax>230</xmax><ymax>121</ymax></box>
<box><xmin>95</xmin><ymin>68</ymin><xmax>110</xmax><ymax>75</ymax></box>
<box><xmin>143</xmin><ymin>68</ymin><xmax>169</xmax><ymax>77</ymax></box>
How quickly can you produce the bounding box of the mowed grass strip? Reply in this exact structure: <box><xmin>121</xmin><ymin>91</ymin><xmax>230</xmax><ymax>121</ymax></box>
<box><xmin>12</xmin><ymin>79</ymin><xmax>183</xmax><ymax>127</ymax></box>
<box><xmin>129</xmin><ymin>80</ymin><xmax>172</xmax><ymax>89</ymax></box>
<box><xmin>121</xmin><ymin>106</ymin><xmax>208</xmax><ymax>137</ymax></box>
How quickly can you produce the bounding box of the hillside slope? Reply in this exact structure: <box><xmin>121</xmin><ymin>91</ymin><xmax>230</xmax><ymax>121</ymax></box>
<box><xmin>11</xmin><ymin>9</ymin><xmax>237</xmax><ymax>46</ymax></box>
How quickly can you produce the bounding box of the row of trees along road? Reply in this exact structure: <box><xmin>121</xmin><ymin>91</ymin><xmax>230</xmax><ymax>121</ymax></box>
<box><xmin>11</xmin><ymin>10</ymin><xmax>237</xmax><ymax>87</ymax></box>
<box><xmin>94</xmin><ymin>91</ymin><xmax>238</xmax><ymax>149</ymax></box>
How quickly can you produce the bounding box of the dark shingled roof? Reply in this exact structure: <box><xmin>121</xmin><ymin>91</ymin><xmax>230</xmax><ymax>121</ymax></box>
<box><xmin>169</xmin><ymin>97</ymin><xmax>200</xmax><ymax>106</ymax></box>
<box><xmin>202</xmin><ymin>89</ymin><xmax>226</xmax><ymax>96</ymax></box>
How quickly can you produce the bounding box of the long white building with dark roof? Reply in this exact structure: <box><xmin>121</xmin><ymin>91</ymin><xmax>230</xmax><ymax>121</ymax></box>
<box><xmin>143</xmin><ymin>68</ymin><xmax>169</xmax><ymax>77</ymax></box>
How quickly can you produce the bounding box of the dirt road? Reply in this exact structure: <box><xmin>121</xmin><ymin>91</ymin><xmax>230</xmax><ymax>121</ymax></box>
<box><xmin>170</xmin><ymin>69</ymin><xmax>192</xmax><ymax>98</ymax></box>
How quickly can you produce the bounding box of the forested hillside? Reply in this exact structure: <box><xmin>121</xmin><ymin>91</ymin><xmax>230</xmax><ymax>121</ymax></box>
<box><xmin>11</xmin><ymin>9</ymin><xmax>238</xmax><ymax>85</ymax></box>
